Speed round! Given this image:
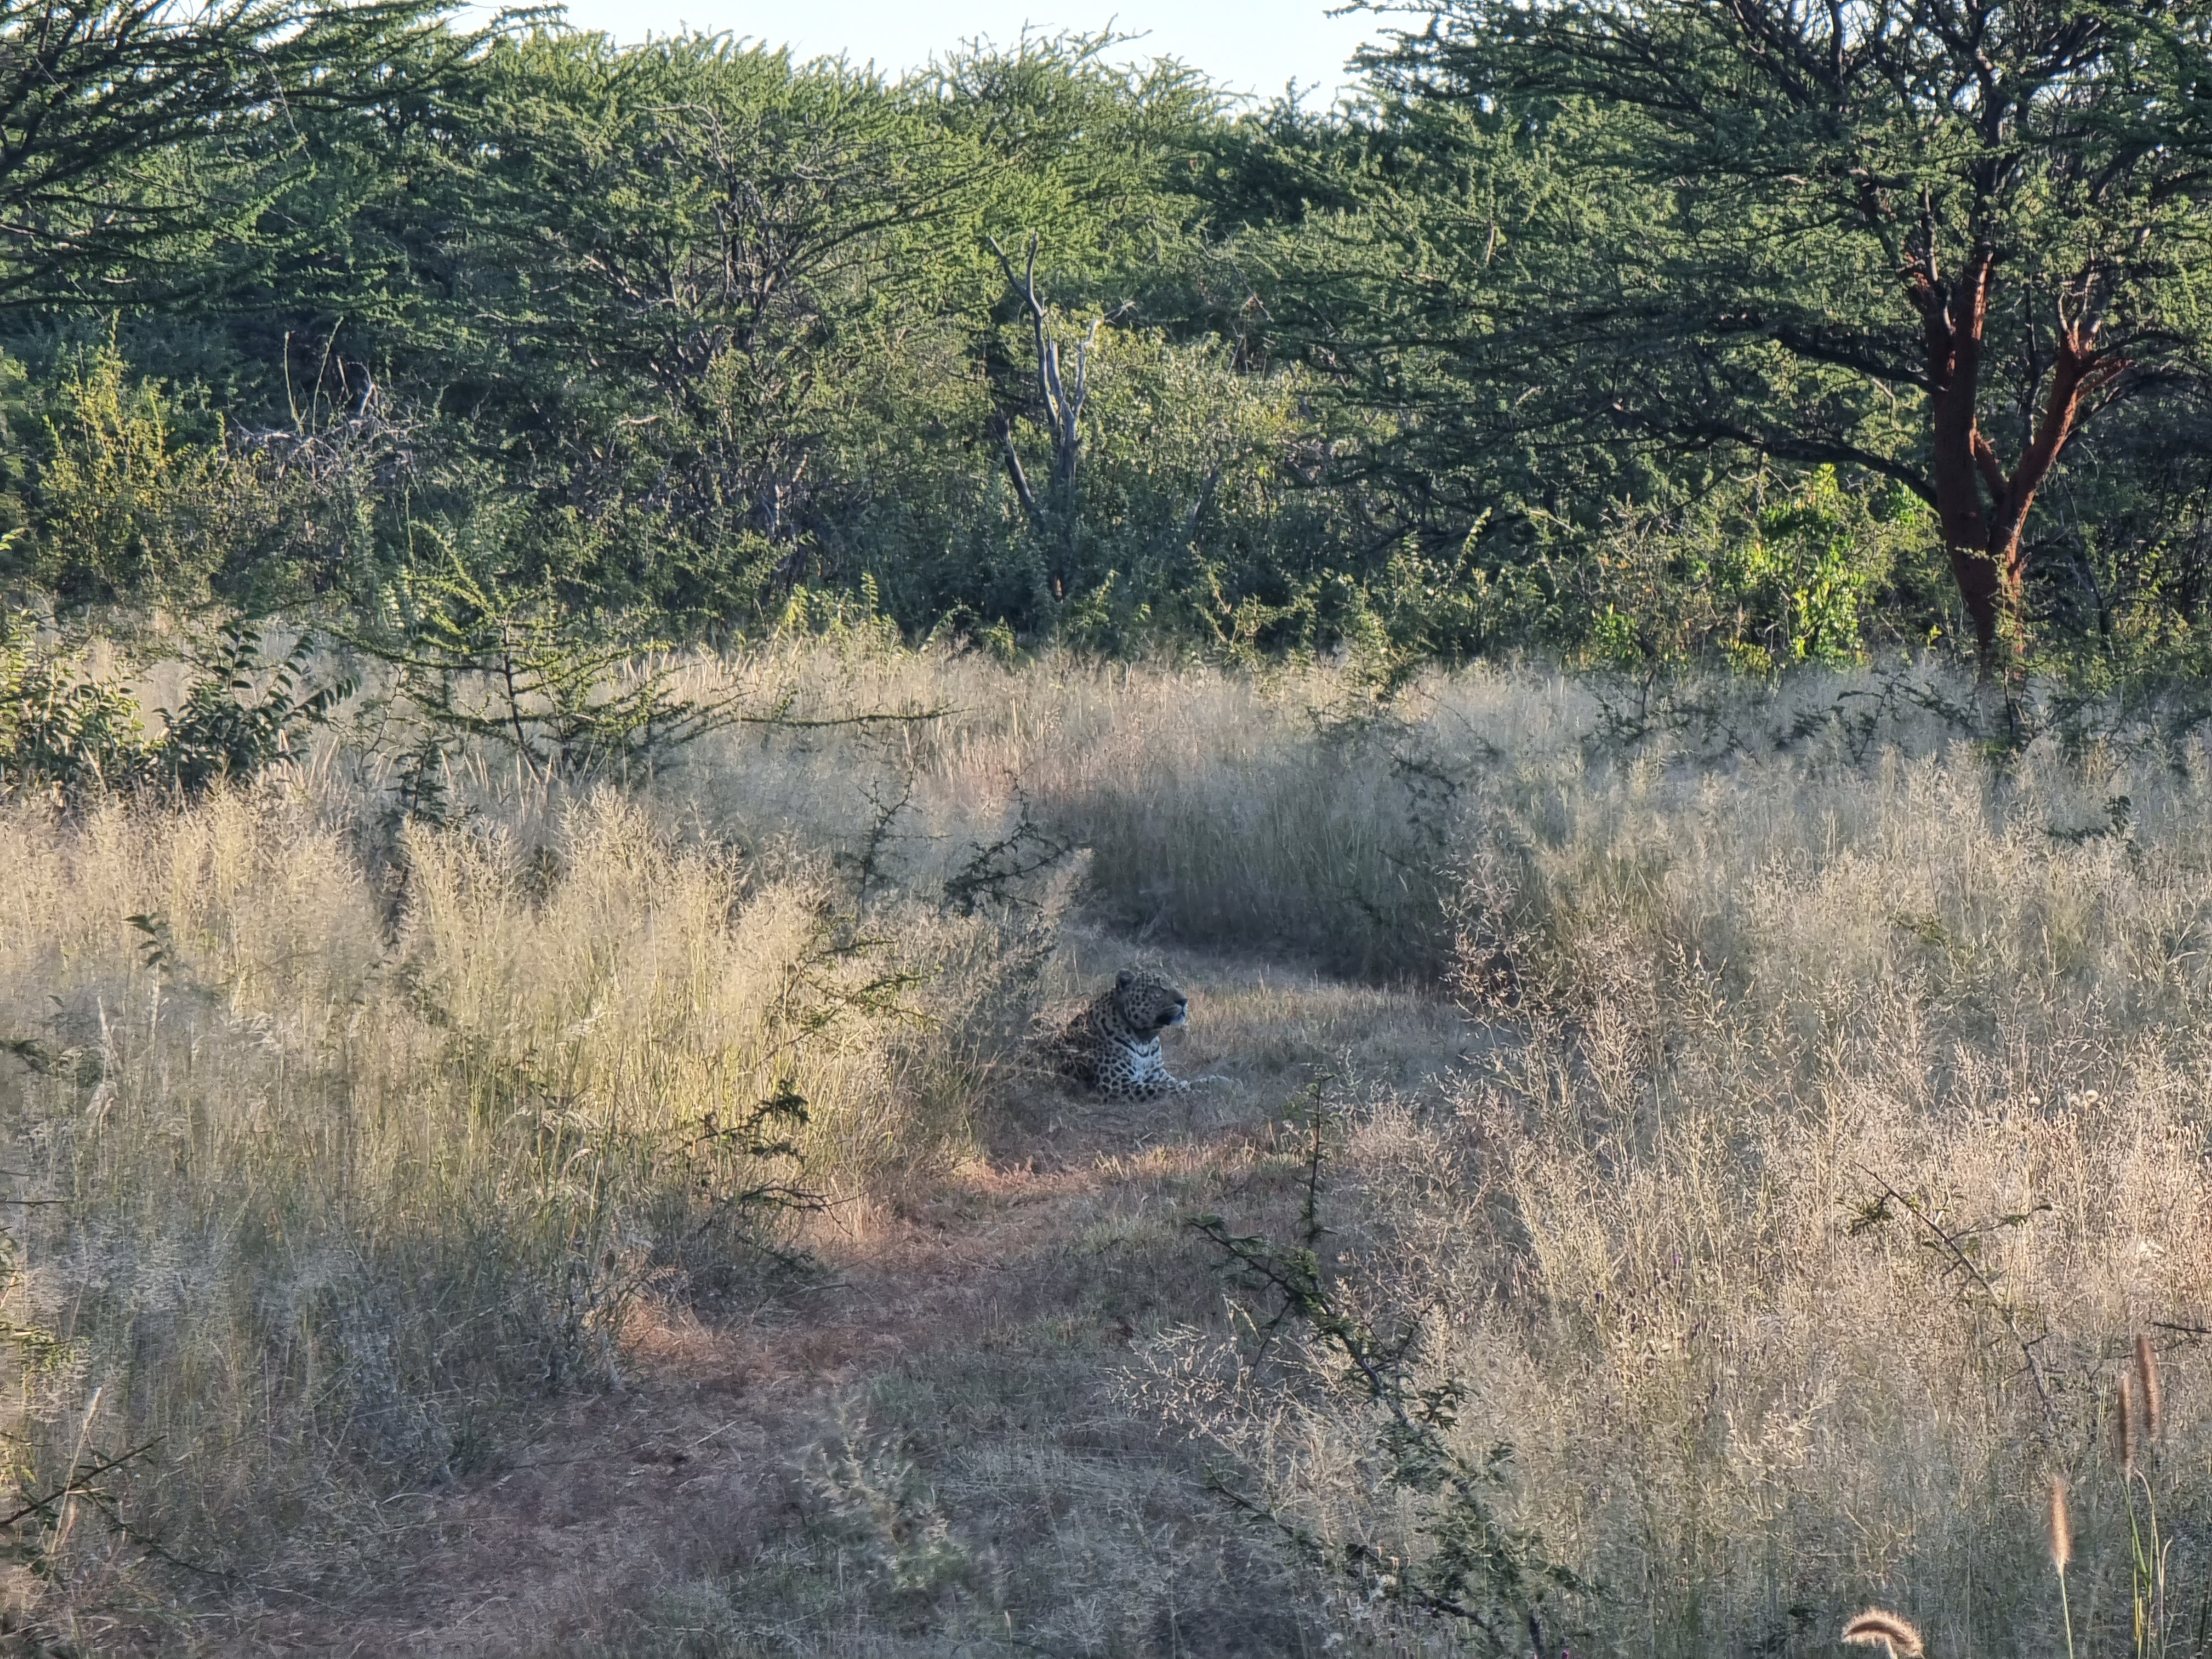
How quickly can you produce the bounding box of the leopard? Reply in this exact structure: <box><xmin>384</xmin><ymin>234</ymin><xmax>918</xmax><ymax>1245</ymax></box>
<box><xmin>1044</xmin><ymin>968</ymin><xmax>1227</xmax><ymax>1100</ymax></box>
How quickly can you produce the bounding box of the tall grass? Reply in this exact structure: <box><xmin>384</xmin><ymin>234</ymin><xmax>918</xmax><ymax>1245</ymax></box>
<box><xmin>1145</xmin><ymin>681</ymin><xmax>2212</xmax><ymax>1658</ymax></box>
<box><xmin>653</xmin><ymin>648</ymin><xmax>1593</xmax><ymax>977</ymax></box>
<box><xmin>0</xmin><ymin>782</ymin><xmax>1038</xmax><ymax>1601</ymax></box>
<box><xmin>8</xmin><ymin>641</ymin><xmax>2212</xmax><ymax>1653</ymax></box>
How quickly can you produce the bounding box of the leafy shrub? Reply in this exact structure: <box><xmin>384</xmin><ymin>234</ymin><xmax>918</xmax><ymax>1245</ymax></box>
<box><xmin>1557</xmin><ymin>467</ymin><xmax>1945</xmax><ymax>673</ymax></box>
<box><xmin>0</xmin><ymin>618</ymin><xmax>349</xmax><ymax>803</ymax></box>
<box><xmin>348</xmin><ymin>560</ymin><xmax>719</xmax><ymax>784</ymax></box>
<box><xmin>0</xmin><ymin>628</ymin><xmax>147</xmax><ymax>796</ymax></box>
<box><xmin>18</xmin><ymin>344</ymin><xmax>269</xmax><ymax>609</ymax></box>
<box><xmin>156</xmin><ymin>624</ymin><xmax>356</xmax><ymax>795</ymax></box>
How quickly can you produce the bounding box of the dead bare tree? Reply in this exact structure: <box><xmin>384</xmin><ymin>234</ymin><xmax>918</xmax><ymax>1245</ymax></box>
<box><xmin>988</xmin><ymin>232</ymin><xmax>1100</xmax><ymax>592</ymax></box>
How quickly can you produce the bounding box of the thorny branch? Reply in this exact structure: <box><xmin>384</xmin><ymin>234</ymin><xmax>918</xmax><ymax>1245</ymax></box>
<box><xmin>1187</xmin><ymin>1074</ymin><xmax>1579</xmax><ymax>1639</ymax></box>
<box><xmin>1855</xmin><ymin>1165</ymin><xmax>2061</xmax><ymax>1439</ymax></box>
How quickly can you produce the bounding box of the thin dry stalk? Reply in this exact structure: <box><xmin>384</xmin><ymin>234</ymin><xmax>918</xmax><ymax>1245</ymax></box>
<box><xmin>2115</xmin><ymin>1371</ymin><xmax>2138</xmax><ymax>1472</ymax></box>
<box><xmin>1842</xmin><ymin>1610</ymin><xmax>1925</xmax><ymax>1659</ymax></box>
<box><xmin>2051</xmin><ymin>1472</ymin><xmax>2078</xmax><ymax>1659</ymax></box>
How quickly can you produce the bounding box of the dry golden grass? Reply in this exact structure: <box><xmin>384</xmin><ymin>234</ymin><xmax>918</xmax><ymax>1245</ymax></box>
<box><xmin>0</xmin><ymin>777</ymin><xmax>1040</xmax><ymax>1642</ymax></box>
<box><xmin>3</xmin><ymin>645</ymin><xmax>2210</xmax><ymax>1656</ymax></box>
<box><xmin>1139</xmin><ymin>676</ymin><xmax>2212</xmax><ymax>1659</ymax></box>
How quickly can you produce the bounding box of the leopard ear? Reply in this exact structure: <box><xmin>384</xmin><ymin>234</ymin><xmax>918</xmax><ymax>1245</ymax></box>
<box><xmin>1116</xmin><ymin>969</ymin><xmax>1134</xmax><ymax>988</ymax></box>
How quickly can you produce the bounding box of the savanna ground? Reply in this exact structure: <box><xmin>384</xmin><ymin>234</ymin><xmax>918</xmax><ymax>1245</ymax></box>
<box><xmin>3</xmin><ymin>648</ymin><xmax>2211</xmax><ymax>1657</ymax></box>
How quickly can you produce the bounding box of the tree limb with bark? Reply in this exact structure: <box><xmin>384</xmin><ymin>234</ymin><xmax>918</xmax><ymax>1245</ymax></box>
<box><xmin>1344</xmin><ymin>0</ymin><xmax>2212</xmax><ymax>658</ymax></box>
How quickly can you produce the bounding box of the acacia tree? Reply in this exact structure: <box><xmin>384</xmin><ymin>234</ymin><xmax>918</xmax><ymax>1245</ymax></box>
<box><xmin>435</xmin><ymin>33</ymin><xmax>1000</xmax><ymax>576</ymax></box>
<box><xmin>1354</xmin><ymin>0</ymin><xmax>2212</xmax><ymax>656</ymax></box>
<box><xmin>0</xmin><ymin>0</ymin><xmax>469</xmax><ymax>301</ymax></box>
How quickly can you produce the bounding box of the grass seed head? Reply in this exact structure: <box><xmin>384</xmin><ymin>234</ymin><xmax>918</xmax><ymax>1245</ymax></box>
<box><xmin>1843</xmin><ymin>1610</ymin><xmax>1925</xmax><ymax>1659</ymax></box>
<box><xmin>2049</xmin><ymin>1474</ymin><xmax>2073</xmax><ymax>1574</ymax></box>
<box><xmin>2135</xmin><ymin>1333</ymin><xmax>2162</xmax><ymax>1442</ymax></box>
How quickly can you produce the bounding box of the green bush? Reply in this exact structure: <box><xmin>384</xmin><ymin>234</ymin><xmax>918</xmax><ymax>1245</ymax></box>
<box><xmin>0</xmin><ymin>619</ymin><xmax>349</xmax><ymax>803</ymax></box>
<box><xmin>18</xmin><ymin>345</ymin><xmax>267</xmax><ymax>609</ymax></box>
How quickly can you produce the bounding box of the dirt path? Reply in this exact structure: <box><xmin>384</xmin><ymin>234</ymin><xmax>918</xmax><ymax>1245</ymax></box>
<box><xmin>252</xmin><ymin>948</ymin><xmax>1474</xmax><ymax>1657</ymax></box>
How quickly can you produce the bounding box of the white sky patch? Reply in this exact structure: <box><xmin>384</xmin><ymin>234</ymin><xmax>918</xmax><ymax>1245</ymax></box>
<box><xmin>522</xmin><ymin>0</ymin><xmax>1396</xmax><ymax>103</ymax></box>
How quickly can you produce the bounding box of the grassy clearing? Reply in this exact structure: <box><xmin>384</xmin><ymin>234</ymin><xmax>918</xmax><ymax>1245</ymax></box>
<box><xmin>2</xmin><ymin>648</ymin><xmax>2209</xmax><ymax>1656</ymax></box>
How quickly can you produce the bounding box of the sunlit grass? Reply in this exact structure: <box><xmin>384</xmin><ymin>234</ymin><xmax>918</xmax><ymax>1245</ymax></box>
<box><xmin>4</xmin><ymin>644</ymin><xmax>2207</xmax><ymax>1655</ymax></box>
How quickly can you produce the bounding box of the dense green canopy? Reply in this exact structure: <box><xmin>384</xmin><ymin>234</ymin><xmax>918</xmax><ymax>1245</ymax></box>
<box><xmin>6</xmin><ymin>0</ymin><xmax>2212</xmax><ymax>670</ymax></box>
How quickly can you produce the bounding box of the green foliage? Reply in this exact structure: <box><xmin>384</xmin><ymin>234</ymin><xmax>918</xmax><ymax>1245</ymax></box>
<box><xmin>1324</xmin><ymin>0</ymin><xmax>2212</xmax><ymax>651</ymax></box>
<box><xmin>2</xmin><ymin>4</ymin><xmax>2212</xmax><ymax>667</ymax></box>
<box><xmin>0</xmin><ymin>0</ymin><xmax>471</xmax><ymax>305</ymax></box>
<box><xmin>0</xmin><ymin>627</ymin><xmax>147</xmax><ymax>797</ymax></box>
<box><xmin>349</xmin><ymin>560</ymin><xmax>724</xmax><ymax>782</ymax></box>
<box><xmin>20</xmin><ymin>342</ymin><xmax>258</xmax><ymax>608</ymax></box>
<box><xmin>0</xmin><ymin>618</ymin><xmax>349</xmax><ymax>802</ymax></box>
<box><xmin>1563</xmin><ymin>467</ymin><xmax>1944</xmax><ymax>672</ymax></box>
<box><xmin>159</xmin><ymin>623</ymin><xmax>356</xmax><ymax>796</ymax></box>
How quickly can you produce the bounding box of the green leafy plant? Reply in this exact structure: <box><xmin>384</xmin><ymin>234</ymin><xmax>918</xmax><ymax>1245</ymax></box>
<box><xmin>0</xmin><ymin>617</ymin><xmax>349</xmax><ymax>803</ymax></box>
<box><xmin>0</xmin><ymin>625</ymin><xmax>148</xmax><ymax>797</ymax></box>
<box><xmin>352</xmin><ymin>559</ymin><xmax>727</xmax><ymax>783</ymax></box>
<box><xmin>157</xmin><ymin>623</ymin><xmax>355</xmax><ymax>796</ymax></box>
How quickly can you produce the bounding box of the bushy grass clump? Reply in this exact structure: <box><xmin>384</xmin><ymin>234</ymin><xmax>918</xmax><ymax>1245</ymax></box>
<box><xmin>1147</xmin><ymin>677</ymin><xmax>2212</xmax><ymax>1659</ymax></box>
<box><xmin>0</xmin><ymin>780</ymin><xmax>1042</xmax><ymax>1594</ymax></box>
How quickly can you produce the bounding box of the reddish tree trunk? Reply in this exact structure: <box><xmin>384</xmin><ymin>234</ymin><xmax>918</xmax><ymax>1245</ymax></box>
<box><xmin>1905</xmin><ymin>247</ymin><xmax>2117</xmax><ymax>661</ymax></box>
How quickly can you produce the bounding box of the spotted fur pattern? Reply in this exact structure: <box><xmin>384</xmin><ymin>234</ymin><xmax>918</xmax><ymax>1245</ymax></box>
<box><xmin>1047</xmin><ymin>969</ymin><xmax>1206</xmax><ymax>1100</ymax></box>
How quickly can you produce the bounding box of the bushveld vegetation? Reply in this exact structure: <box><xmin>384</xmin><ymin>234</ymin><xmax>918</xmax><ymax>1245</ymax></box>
<box><xmin>5</xmin><ymin>0</ymin><xmax>2212</xmax><ymax>670</ymax></box>
<box><xmin>0</xmin><ymin>650</ymin><xmax>2209</xmax><ymax>1656</ymax></box>
<box><xmin>6</xmin><ymin>0</ymin><xmax>2212</xmax><ymax>1653</ymax></box>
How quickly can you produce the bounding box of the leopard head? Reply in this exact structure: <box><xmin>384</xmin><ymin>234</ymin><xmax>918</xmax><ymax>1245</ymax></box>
<box><xmin>1110</xmin><ymin>968</ymin><xmax>1188</xmax><ymax>1035</ymax></box>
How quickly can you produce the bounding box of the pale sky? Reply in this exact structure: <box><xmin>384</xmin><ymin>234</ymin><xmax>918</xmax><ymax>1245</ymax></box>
<box><xmin>545</xmin><ymin>0</ymin><xmax>1396</xmax><ymax>102</ymax></box>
